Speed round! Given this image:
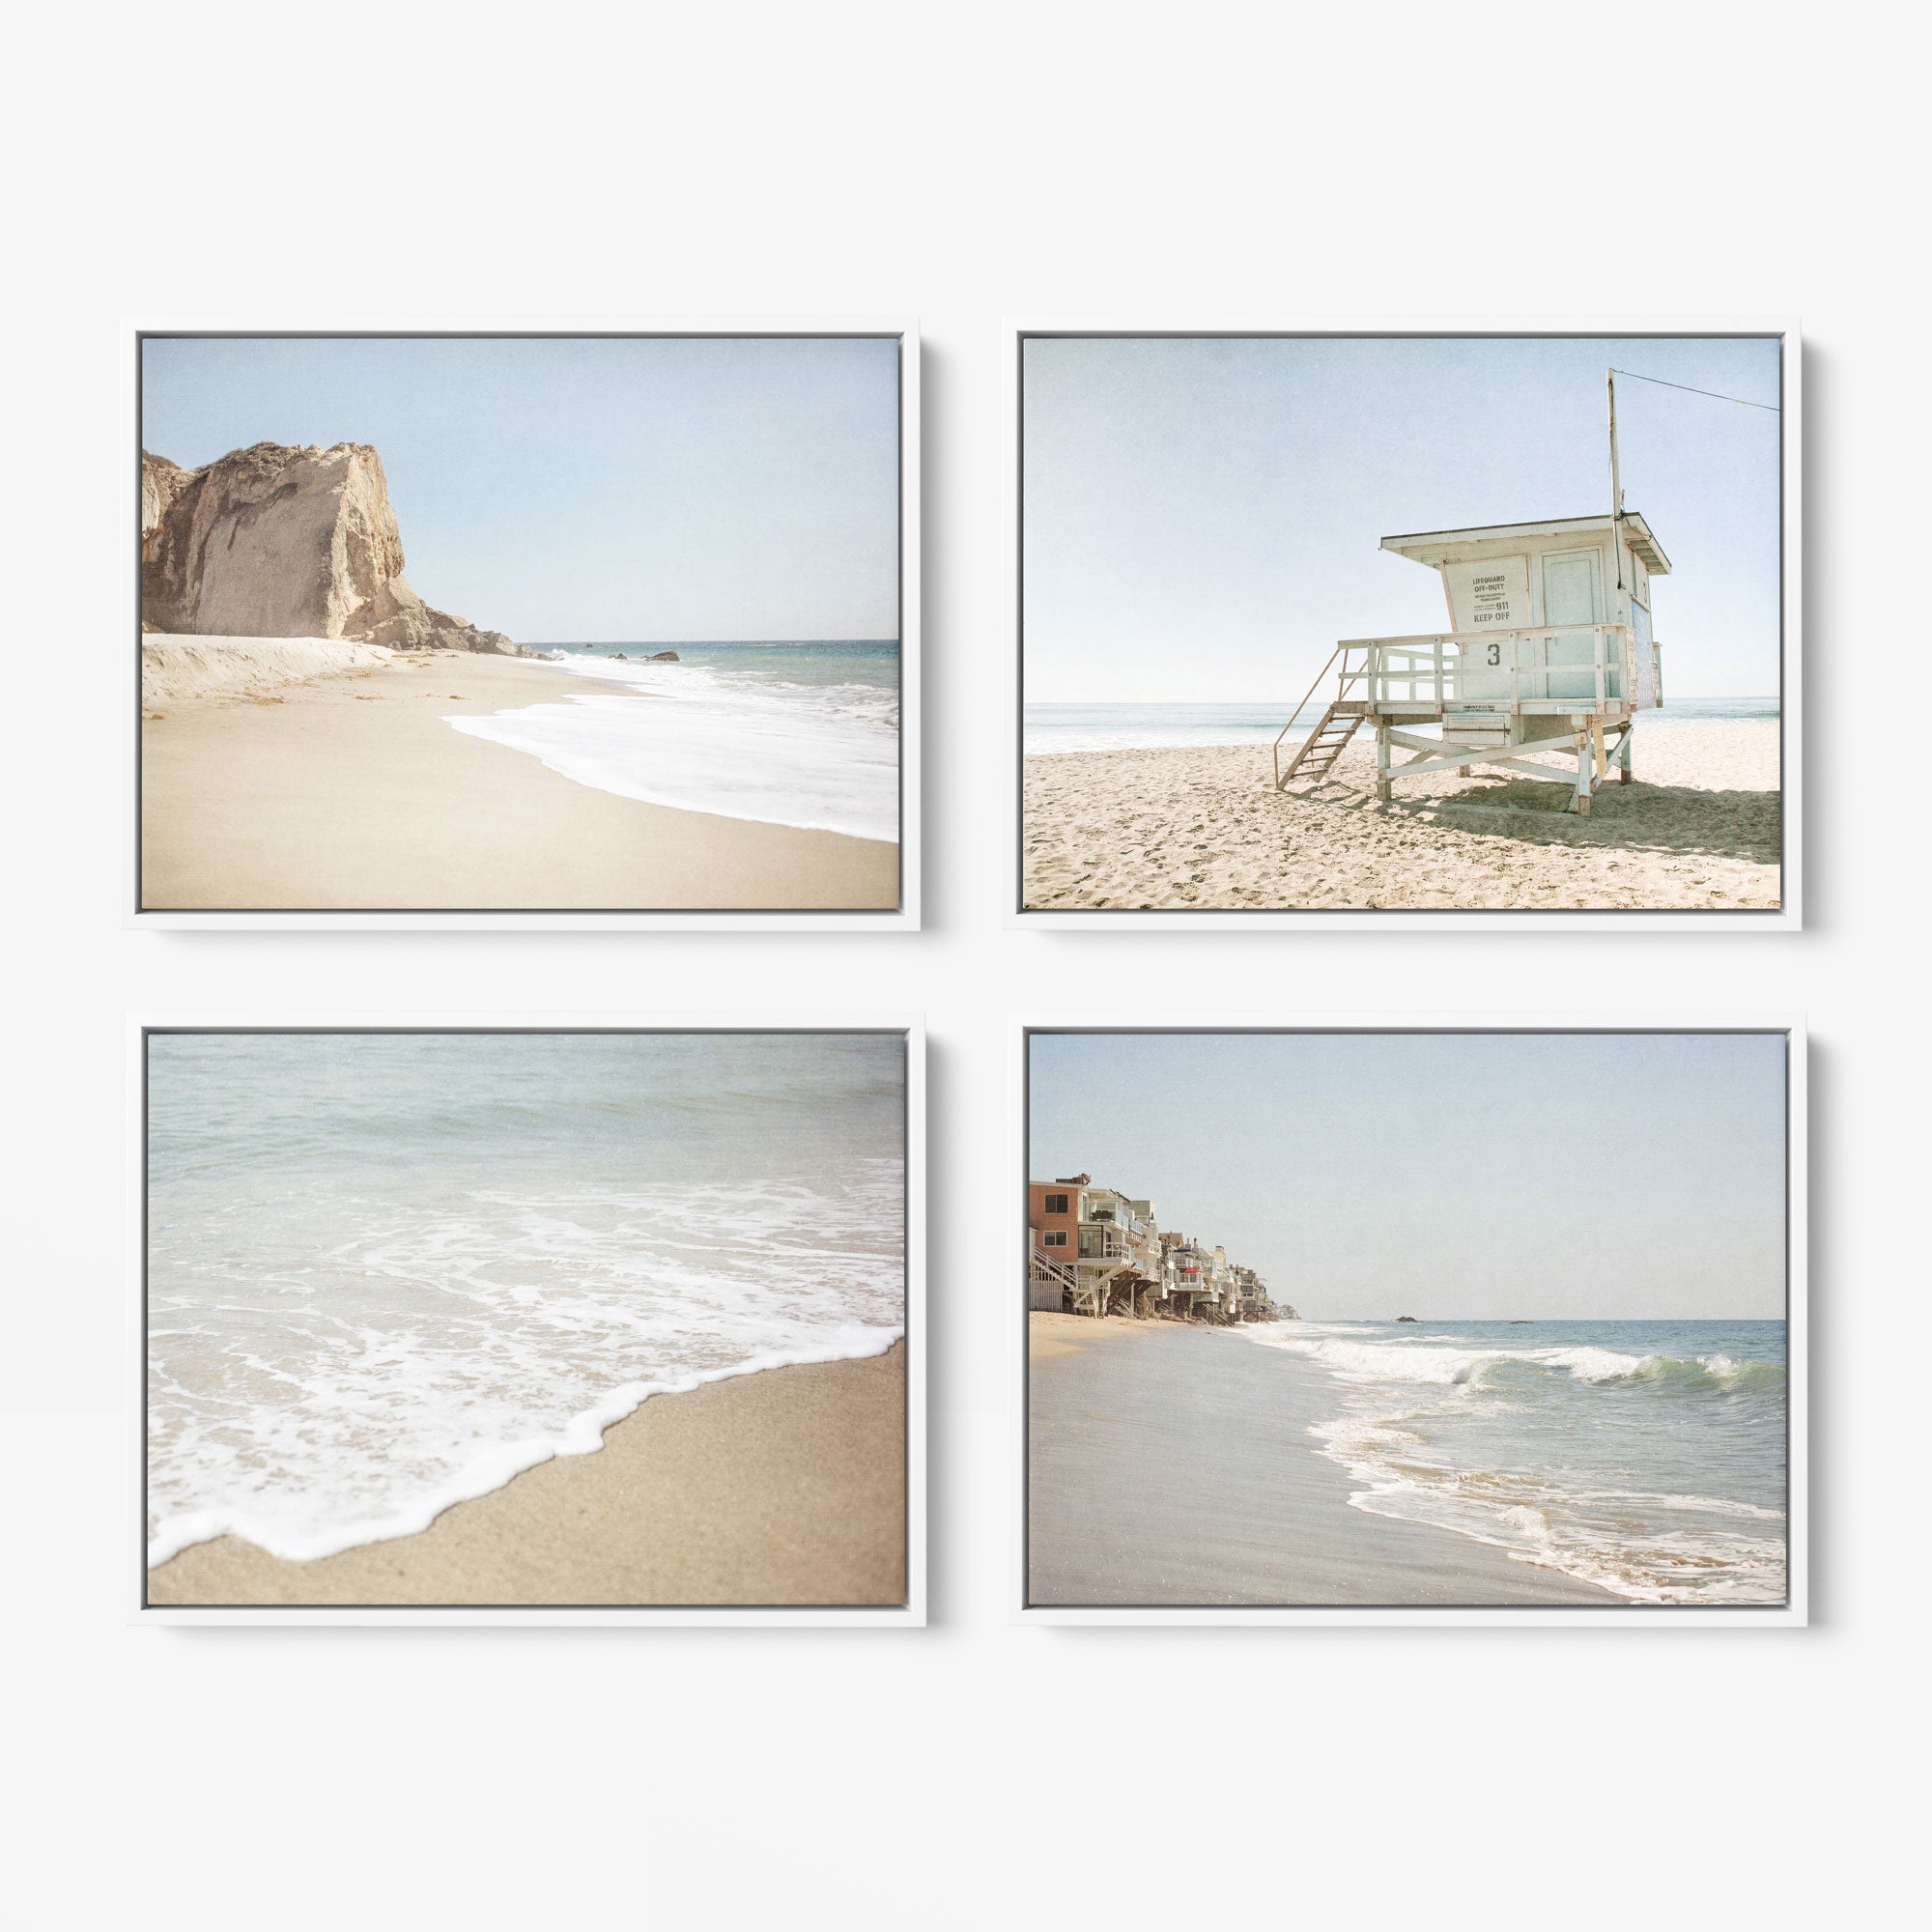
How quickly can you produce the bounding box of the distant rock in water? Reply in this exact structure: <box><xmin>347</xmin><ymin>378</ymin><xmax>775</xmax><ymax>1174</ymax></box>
<box><xmin>140</xmin><ymin>442</ymin><xmax>523</xmax><ymax>656</ymax></box>
<box><xmin>1395</xmin><ymin>1315</ymin><xmax>1418</xmax><ymax>1322</ymax></box>
<box><xmin>647</xmin><ymin>649</ymin><xmax>680</xmax><ymax>662</ymax></box>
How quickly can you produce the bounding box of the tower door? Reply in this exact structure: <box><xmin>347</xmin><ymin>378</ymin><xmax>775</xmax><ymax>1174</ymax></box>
<box><xmin>1542</xmin><ymin>549</ymin><xmax>1604</xmax><ymax>702</ymax></box>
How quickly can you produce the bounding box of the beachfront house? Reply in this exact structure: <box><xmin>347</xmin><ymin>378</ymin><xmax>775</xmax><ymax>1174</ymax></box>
<box><xmin>1031</xmin><ymin>1180</ymin><xmax>1171</xmax><ymax>1317</ymax></box>
<box><xmin>1029</xmin><ymin>1177</ymin><xmax>1087</xmax><ymax>1312</ymax></box>
<box><xmin>1031</xmin><ymin>1178</ymin><xmax>1139</xmax><ymax>1315</ymax></box>
<box><xmin>1235</xmin><ymin>1265</ymin><xmax>1273</xmax><ymax>1320</ymax></box>
<box><xmin>1088</xmin><ymin>1189</ymin><xmax>1166</xmax><ymax>1316</ymax></box>
<box><xmin>1208</xmin><ymin>1245</ymin><xmax>1239</xmax><ymax>1318</ymax></box>
<box><xmin>1161</xmin><ymin>1232</ymin><xmax>1210</xmax><ymax>1319</ymax></box>
<box><xmin>1275</xmin><ymin>510</ymin><xmax>1669</xmax><ymax>815</ymax></box>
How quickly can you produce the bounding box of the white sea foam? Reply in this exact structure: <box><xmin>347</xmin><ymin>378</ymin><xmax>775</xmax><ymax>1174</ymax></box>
<box><xmin>148</xmin><ymin>1322</ymin><xmax>899</xmax><ymax>1568</ymax></box>
<box><xmin>447</xmin><ymin>657</ymin><xmax>899</xmax><ymax>842</ymax></box>
<box><xmin>148</xmin><ymin>1171</ymin><xmax>906</xmax><ymax>1567</ymax></box>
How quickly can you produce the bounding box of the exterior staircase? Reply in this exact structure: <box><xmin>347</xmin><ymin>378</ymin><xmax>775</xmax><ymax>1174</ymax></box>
<box><xmin>1274</xmin><ymin>642</ymin><xmax>1375</xmax><ymax>790</ymax></box>
<box><xmin>1275</xmin><ymin>701</ymin><xmax>1365</xmax><ymax>786</ymax></box>
<box><xmin>1029</xmin><ymin>1242</ymin><xmax>1081</xmax><ymax>1312</ymax></box>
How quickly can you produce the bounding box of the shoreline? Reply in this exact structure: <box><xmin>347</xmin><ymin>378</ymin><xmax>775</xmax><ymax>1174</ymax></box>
<box><xmin>1023</xmin><ymin>720</ymin><xmax>1780</xmax><ymax>910</ymax></box>
<box><xmin>148</xmin><ymin>1342</ymin><xmax>907</xmax><ymax>1608</ymax></box>
<box><xmin>140</xmin><ymin>645</ymin><xmax>898</xmax><ymax>911</ymax></box>
<box><xmin>1028</xmin><ymin>1315</ymin><xmax>1621</xmax><ymax>1607</ymax></box>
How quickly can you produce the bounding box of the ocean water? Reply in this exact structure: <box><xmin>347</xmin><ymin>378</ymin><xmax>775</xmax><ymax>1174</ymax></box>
<box><xmin>450</xmin><ymin>640</ymin><xmax>900</xmax><ymax>842</ymax></box>
<box><xmin>146</xmin><ymin>1032</ymin><xmax>906</xmax><ymax>1567</ymax></box>
<box><xmin>1024</xmin><ymin>696</ymin><xmax>1779</xmax><ymax>754</ymax></box>
<box><xmin>1244</xmin><ymin>1318</ymin><xmax>1787</xmax><ymax>1604</ymax></box>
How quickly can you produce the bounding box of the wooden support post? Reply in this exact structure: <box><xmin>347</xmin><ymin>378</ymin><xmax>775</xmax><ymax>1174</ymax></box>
<box><xmin>1618</xmin><ymin>727</ymin><xmax>1634</xmax><ymax>784</ymax></box>
<box><xmin>1375</xmin><ymin>724</ymin><xmax>1392</xmax><ymax>803</ymax></box>
<box><xmin>1573</xmin><ymin>725</ymin><xmax>1594</xmax><ymax>817</ymax></box>
<box><xmin>1592</xmin><ymin>717</ymin><xmax>1606</xmax><ymax>782</ymax></box>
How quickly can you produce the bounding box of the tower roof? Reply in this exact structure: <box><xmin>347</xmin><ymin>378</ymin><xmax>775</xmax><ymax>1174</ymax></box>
<box><xmin>1380</xmin><ymin>512</ymin><xmax>1670</xmax><ymax>575</ymax></box>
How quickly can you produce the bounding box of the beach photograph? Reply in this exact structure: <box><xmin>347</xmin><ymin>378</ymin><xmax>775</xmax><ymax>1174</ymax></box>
<box><xmin>1018</xmin><ymin>331</ymin><xmax>1790</xmax><ymax>917</ymax></box>
<box><xmin>1024</xmin><ymin>1028</ymin><xmax>1798</xmax><ymax>1617</ymax></box>
<box><xmin>141</xmin><ymin>1027</ymin><xmax>916</xmax><ymax>1616</ymax></box>
<box><xmin>135</xmin><ymin>330</ymin><xmax>909</xmax><ymax>918</ymax></box>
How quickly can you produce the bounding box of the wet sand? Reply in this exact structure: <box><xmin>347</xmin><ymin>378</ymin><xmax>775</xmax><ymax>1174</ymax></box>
<box><xmin>148</xmin><ymin>1344</ymin><xmax>906</xmax><ymax>1608</ymax></box>
<box><xmin>1028</xmin><ymin>1316</ymin><xmax>1618</xmax><ymax>1606</ymax></box>
<box><xmin>1023</xmin><ymin>721</ymin><xmax>1779</xmax><ymax>911</ymax></box>
<box><xmin>140</xmin><ymin>645</ymin><xmax>899</xmax><ymax>911</ymax></box>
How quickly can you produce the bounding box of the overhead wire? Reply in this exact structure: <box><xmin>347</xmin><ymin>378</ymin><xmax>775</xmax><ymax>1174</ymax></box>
<box><xmin>1608</xmin><ymin>369</ymin><xmax>1779</xmax><ymax>412</ymax></box>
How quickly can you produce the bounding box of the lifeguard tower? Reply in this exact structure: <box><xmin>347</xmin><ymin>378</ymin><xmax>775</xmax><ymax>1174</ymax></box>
<box><xmin>1274</xmin><ymin>376</ymin><xmax>1669</xmax><ymax>814</ymax></box>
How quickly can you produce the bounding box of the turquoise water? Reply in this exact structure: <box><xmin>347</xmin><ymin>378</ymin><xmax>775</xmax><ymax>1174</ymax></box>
<box><xmin>546</xmin><ymin>638</ymin><xmax>900</xmax><ymax>704</ymax></box>
<box><xmin>1025</xmin><ymin>696</ymin><xmax>1779</xmax><ymax>753</ymax></box>
<box><xmin>146</xmin><ymin>1031</ymin><xmax>906</xmax><ymax>1565</ymax></box>
<box><xmin>1246</xmin><ymin>1317</ymin><xmax>1787</xmax><ymax>1603</ymax></box>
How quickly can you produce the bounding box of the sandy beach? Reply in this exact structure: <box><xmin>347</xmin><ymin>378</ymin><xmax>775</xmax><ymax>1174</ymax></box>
<box><xmin>1028</xmin><ymin>1315</ymin><xmax>1619</xmax><ymax>1606</ymax></box>
<box><xmin>1023</xmin><ymin>721</ymin><xmax>1780</xmax><ymax>911</ymax></box>
<box><xmin>140</xmin><ymin>642</ymin><xmax>899</xmax><ymax>911</ymax></box>
<box><xmin>149</xmin><ymin>1343</ymin><xmax>905</xmax><ymax>1608</ymax></box>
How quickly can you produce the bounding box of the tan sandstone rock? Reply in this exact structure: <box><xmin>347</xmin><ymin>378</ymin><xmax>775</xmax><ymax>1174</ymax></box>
<box><xmin>139</xmin><ymin>442</ymin><xmax>520</xmax><ymax>654</ymax></box>
<box><xmin>140</xmin><ymin>451</ymin><xmax>192</xmax><ymax>548</ymax></box>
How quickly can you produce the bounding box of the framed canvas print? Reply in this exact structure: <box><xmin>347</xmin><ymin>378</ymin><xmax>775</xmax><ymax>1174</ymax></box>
<box><xmin>1007</xmin><ymin>323</ymin><xmax>1799</xmax><ymax>927</ymax></box>
<box><xmin>136</xmin><ymin>1020</ymin><xmax>924</xmax><ymax>1625</ymax></box>
<box><xmin>1013</xmin><ymin>1021</ymin><xmax>1805</xmax><ymax>1626</ymax></box>
<box><xmin>128</xmin><ymin>323</ymin><xmax>918</xmax><ymax>927</ymax></box>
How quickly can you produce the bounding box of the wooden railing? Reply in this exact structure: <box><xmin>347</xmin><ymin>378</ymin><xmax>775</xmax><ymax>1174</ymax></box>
<box><xmin>1029</xmin><ymin>1240</ymin><xmax>1077</xmax><ymax>1292</ymax></box>
<box><xmin>1346</xmin><ymin>624</ymin><xmax>1634</xmax><ymax>712</ymax></box>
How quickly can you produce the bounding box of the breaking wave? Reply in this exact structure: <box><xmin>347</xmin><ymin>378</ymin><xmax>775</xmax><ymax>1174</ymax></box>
<box><xmin>1243</xmin><ymin>1319</ymin><xmax>1788</xmax><ymax>1605</ymax></box>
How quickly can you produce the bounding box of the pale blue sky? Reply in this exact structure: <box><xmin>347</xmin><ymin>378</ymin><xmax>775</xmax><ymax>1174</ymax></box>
<box><xmin>1023</xmin><ymin>335</ymin><xmax>1783</xmax><ymax>702</ymax></box>
<box><xmin>141</xmin><ymin>335</ymin><xmax>901</xmax><ymax>643</ymax></box>
<box><xmin>1030</xmin><ymin>1032</ymin><xmax>1787</xmax><ymax>1320</ymax></box>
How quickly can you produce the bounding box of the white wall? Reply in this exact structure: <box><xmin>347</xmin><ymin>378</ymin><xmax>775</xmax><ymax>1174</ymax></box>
<box><xmin>2</xmin><ymin>5</ymin><xmax>1919</xmax><ymax>1928</ymax></box>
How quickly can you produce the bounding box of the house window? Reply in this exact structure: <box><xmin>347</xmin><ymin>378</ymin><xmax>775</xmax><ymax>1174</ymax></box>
<box><xmin>1043</xmin><ymin>1192</ymin><xmax>1068</xmax><ymax>1215</ymax></box>
<box><xmin>1042</xmin><ymin>1230</ymin><xmax>1067</xmax><ymax>1247</ymax></box>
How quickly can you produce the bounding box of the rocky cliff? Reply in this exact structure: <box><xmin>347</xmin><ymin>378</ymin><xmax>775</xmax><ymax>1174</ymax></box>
<box><xmin>140</xmin><ymin>441</ymin><xmax>520</xmax><ymax>654</ymax></box>
<box><xmin>140</xmin><ymin>452</ymin><xmax>192</xmax><ymax>554</ymax></box>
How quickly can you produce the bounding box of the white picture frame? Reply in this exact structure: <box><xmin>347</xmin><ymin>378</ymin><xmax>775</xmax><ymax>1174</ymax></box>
<box><xmin>133</xmin><ymin>1014</ymin><xmax>926</xmax><ymax>1627</ymax></box>
<box><xmin>126</xmin><ymin>320</ymin><xmax>921</xmax><ymax>930</ymax></box>
<box><xmin>1005</xmin><ymin>320</ymin><xmax>1801</xmax><ymax>930</ymax></box>
<box><xmin>1009</xmin><ymin>1015</ymin><xmax>1807</xmax><ymax>1627</ymax></box>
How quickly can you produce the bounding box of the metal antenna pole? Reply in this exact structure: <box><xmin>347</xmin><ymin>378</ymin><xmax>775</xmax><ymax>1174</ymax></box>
<box><xmin>1607</xmin><ymin>366</ymin><xmax>1625</xmax><ymax>590</ymax></box>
